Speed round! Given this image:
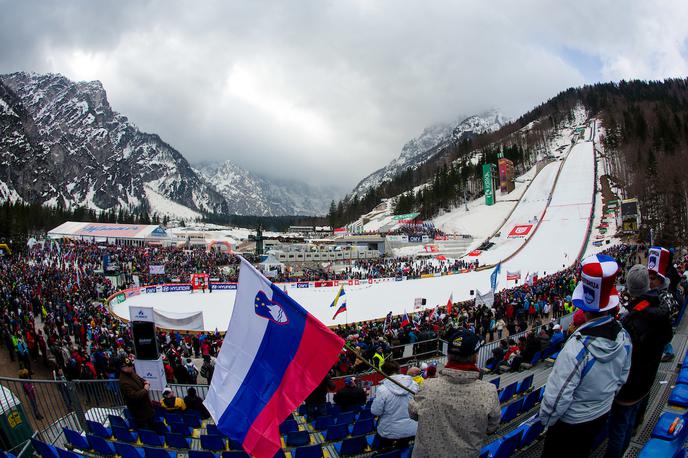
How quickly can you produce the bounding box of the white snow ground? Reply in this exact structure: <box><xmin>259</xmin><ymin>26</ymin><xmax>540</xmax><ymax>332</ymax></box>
<box><xmin>112</xmin><ymin>122</ymin><xmax>598</xmax><ymax>331</ymax></box>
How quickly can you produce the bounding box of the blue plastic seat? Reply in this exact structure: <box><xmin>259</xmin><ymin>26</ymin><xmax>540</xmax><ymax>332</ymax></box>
<box><xmin>166</xmin><ymin>413</ymin><xmax>184</xmax><ymax>424</ymax></box>
<box><xmin>312</xmin><ymin>415</ymin><xmax>334</xmax><ymax>431</ymax></box>
<box><xmin>517</xmin><ymin>374</ymin><xmax>534</xmax><ymax>394</ymax></box>
<box><xmin>86</xmin><ymin>420</ymin><xmax>112</xmax><ymax>439</ymax></box>
<box><xmin>56</xmin><ymin>448</ymin><xmax>83</xmax><ymax>458</ymax></box>
<box><xmin>114</xmin><ymin>442</ymin><xmax>145</xmax><ymax>458</ymax></box>
<box><xmin>139</xmin><ymin>429</ymin><xmax>165</xmax><ymax>447</ymax></box>
<box><xmin>31</xmin><ymin>438</ymin><xmax>59</xmax><ymax>458</ymax></box>
<box><xmin>358</xmin><ymin>409</ymin><xmax>374</xmax><ymax>420</ymax></box>
<box><xmin>206</xmin><ymin>424</ymin><xmax>221</xmax><ymax>436</ymax></box>
<box><xmin>335</xmin><ymin>435</ymin><xmax>367</xmax><ymax>456</ymax></box>
<box><xmin>538</xmin><ymin>386</ymin><xmax>545</xmax><ymax>402</ymax></box>
<box><xmin>200</xmin><ymin>434</ymin><xmax>227</xmax><ymax>452</ymax></box>
<box><xmin>519</xmin><ymin>420</ymin><xmax>544</xmax><ymax>447</ymax></box>
<box><xmin>165</xmin><ymin>432</ymin><xmax>192</xmax><ymax>449</ymax></box>
<box><xmin>279</xmin><ymin>419</ymin><xmax>299</xmax><ymax>434</ymax></box>
<box><xmin>480</xmin><ymin>428</ymin><xmax>522</xmax><ymax>458</ymax></box>
<box><xmin>292</xmin><ymin>444</ymin><xmax>324</xmax><ymax>458</ymax></box>
<box><xmin>335</xmin><ymin>412</ymin><xmax>355</xmax><ymax>425</ymax></box>
<box><xmin>286</xmin><ymin>430</ymin><xmax>311</xmax><ymax>447</ymax></box>
<box><xmin>327</xmin><ymin>404</ymin><xmax>342</xmax><ymax>416</ymax></box>
<box><xmin>183</xmin><ymin>413</ymin><xmax>202</xmax><ymax>428</ymax></box>
<box><xmin>171</xmin><ymin>423</ymin><xmax>193</xmax><ymax>437</ymax></box>
<box><xmin>324</xmin><ymin>423</ymin><xmax>349</xmax><ymax>441</ymax></box>
<box><xmin>189</xmin><ymin>452</ymin><xmax>217</xmax><ymax>458</ymax></box>
<box><xmin>489</xmin><ymin>377</ymin><xmax>500</xmax><ymax>389</ymax></box>
<box><xmin>63</xmin><ymin>428</ymin><xmax>90</xmax><ymax>451</ymax></box>
<box><xmin>108</xmin><ymin>414</ymin><xmax>131</xmax><ymax>430</ymax></box>
<box><xmin>350</xmin><ymin>419</ymin><xmax>375</xmax><ymax>436</ymax></box>
<box><xmin>669</xmin><ymin>384</ymin><xmax>688</xmax><ymax>407</ymax></box>
<box><xmin>113</xmin><ymin>426</ymin><xmax>139</xmax><ymax>443</ymax></box>
<box><xmin>228</xmin><ymin>439</ymin><xmax>243</xmax><ymax>450</ymax></box>
<box><xmin>676</xmin><ymin>368</ymin><xmax>688</xmax><ymax>385</ymax></box>
<box><xmin>143</xmin><ymin>447</ymin><xmax>177</xmax><ymax>458</ymax></box>
<box><xmin>500</xmin><ymin>398</ymin><xmax>524</xmax><ymax>424</ymax></box>
<box><xmin>520</xmin><ymin>388</ymin><xmax>541</xmax><ymax>413</ymax></box>
<box><xmin>638</xmin><ymin>438</ymin><xmax>686</xmax><ymax>458</ymax></box>
<box><xmin>86</xmin><ymin>435</ymin><xmax>116</xmax><ymax>456</ymax></box>
<box><xmin>221</xmin><ymin>451</ymin><xmax>250</xmax><ymax>458</ymax></box>
<box><xmin>499</xmin><ymin>382</ymin><xmax>517</xmax><ymax>403</ymax></box>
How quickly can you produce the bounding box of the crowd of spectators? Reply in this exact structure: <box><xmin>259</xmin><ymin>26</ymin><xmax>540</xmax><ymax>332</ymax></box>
<box><xmin>0</xmin><ymin>238</ymin><xmax>676</xmax><ymax>389</ymax></box>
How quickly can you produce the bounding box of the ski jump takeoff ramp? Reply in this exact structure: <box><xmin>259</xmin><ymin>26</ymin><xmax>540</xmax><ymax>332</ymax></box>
<box><xmin>110</xmin><ymin>138</ymin><xmax>596</xmax><ymax>331</ymax></box>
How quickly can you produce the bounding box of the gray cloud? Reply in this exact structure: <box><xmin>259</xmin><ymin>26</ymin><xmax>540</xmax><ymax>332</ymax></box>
<box><xmin>1</xmin><ymin>0</ymin><xmax>686</xmax><ymax>188</ymax></box>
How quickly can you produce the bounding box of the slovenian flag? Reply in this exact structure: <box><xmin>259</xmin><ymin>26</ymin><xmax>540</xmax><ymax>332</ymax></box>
<box><xmin>204</xmin><ymin>257</ymin><xmax>344</xmax><ymax>458</ymax></box>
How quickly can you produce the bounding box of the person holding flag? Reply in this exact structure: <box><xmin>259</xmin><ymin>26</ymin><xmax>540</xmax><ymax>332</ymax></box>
<box><xmin>203</xmin><ymin>257</ymin><xmax>344</xmax><ymax>458</ymax></box>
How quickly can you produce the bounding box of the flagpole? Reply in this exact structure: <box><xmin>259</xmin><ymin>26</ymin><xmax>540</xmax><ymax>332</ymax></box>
<box><xmin>343</xmin><ymin>342</ymin><xmax>415</xmax><ymax>395</ymax></box>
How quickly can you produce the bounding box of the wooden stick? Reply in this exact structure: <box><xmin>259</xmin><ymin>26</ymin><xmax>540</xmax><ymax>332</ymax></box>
<box><xmin>344</xmin><ymin>342</ymin><xmax>416</xmax><ymax>395</ymax></box>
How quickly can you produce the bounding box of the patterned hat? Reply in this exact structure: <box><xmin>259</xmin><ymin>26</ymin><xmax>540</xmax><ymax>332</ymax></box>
<box><xmin>572</xmin><ymin>254</ymin><xmax>619</xmax><ymax>312</ymax></box>
<box><xmin>647</xmin><ymin>246</ymin><xmax>671</xmax><ymax>279</ymax></box>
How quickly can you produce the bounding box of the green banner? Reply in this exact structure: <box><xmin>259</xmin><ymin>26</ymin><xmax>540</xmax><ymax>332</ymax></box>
<box><xmin>483</xmin><ymin>164</ymin><xmax>495</xmax><ymax>206</ymax></box>
<box><xmin>392</xmin><ymin>213</ymin><xmax>420</xmax><ymax>221</ymax></box>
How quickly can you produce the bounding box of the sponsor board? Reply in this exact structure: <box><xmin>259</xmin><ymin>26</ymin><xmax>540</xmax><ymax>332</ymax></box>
<box><xmin>210</xmin><ymin>283</ymin><xmax>238</xmax><ymax>291</ymax></box>
<box><xmin>145</xmin><ymin>286</ymin><xmax>158</xmax><ymax>294</ymax></box>
<box><xmin>296</xmin><ymin>282</ymin><xmax>310</xmax><ymax>289</ymax></box>
<box><xmin>162</xmin><ymin>284</ymin><xmax>192</xmax><ymax>292</ymax></box>
<box><xmin>408</xmin><ymin>236</ymin><xmax>423</xmax><ymax>243</ymax></box>
<box><xmin>508</xmin><ymin>224</ymin><xmax>534</xmax><ymax>238</ymax></box>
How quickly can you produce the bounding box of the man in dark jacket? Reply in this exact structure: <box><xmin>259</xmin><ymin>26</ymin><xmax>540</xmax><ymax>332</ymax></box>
<box><xmin>305</xmin><ymin>374</ymin><xmax>334</xmax><ymax>419</ymax></box>
<box><xmin>334</xmin><ymin>377</ymin><xmax>367</xmax><ymax>411</ymax></box>
<box><xmin>606</xmin><ymin>265</ymin><xmax>673</xmax><ymax>458</ymax></box>
<box><xmin>184</xmin><ymin>387</ymin><xmax>211</xmax><ymax>419</ymax></box>
<box><xmin>118</xmin><ymin>355</ymin><xmax>155</xmax><ymax>430</ymax></box>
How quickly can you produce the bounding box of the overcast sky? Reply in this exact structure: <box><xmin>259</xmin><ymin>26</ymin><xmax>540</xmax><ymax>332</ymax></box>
<box><xmin>1</xmin><ymin>1</ymin><xmax>687</xmax><ymax>189</ymax></box>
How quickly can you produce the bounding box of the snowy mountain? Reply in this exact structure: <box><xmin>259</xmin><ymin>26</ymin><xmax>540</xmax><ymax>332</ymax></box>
<box><xmin>196</xmin><ymin>160</ymin><xmax>343</xmax><ymax>216</ymax></box>
<box><xmin>0</xmin><ymin>72</ymin><xmax>228</xmax><ymax>217</ymax></box>
<box><xmin>352</xmin><ymin>110</ymin><xmax>509</xmax><ymax>196</ymax></box>
<box><xmin>0</xmin><ymin>72</ymin><xmax>340</xmax><ymax>218</ymax></box>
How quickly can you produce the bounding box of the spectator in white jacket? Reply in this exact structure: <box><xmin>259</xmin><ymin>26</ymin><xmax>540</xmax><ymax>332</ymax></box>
<box><xmin>539</xmin><ymin>254</ymin><xmax>632</xmax><ymax>457</ymax></box>
<box><xmin>371</xmin><ymin>360</ymin><xmax>418</xmax><ymax>451</ymax></box>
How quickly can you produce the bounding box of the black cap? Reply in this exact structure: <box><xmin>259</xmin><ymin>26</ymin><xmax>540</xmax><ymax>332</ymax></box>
<box><xmin>448</xmin><ymin>330</ymin><xmax>482</xmax><ymax>357</ymax></box>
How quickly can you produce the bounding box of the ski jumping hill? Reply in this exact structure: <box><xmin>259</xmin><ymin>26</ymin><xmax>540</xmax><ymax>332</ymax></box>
<box><xmin>111</xmin><ymin>120</ymin><xmax>601</xmax><ymax>330</ymax></box>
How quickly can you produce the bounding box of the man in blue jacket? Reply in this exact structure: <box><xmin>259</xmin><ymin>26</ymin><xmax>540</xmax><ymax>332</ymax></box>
<box><xmin>539</xmin><ymin>254</ymin><xmax>632</xmax><ymax>457</ymax></box>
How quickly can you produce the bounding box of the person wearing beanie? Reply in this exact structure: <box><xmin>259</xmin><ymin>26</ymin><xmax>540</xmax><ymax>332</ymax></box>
<box><xmin>118</xmin><ymin>354</ymin><xmax>155</xmax><ymax>430</ymax></box>
<box><xmin>409</xmin><ymin>330</ymin><xmax>500</xmax><ymax>458</ymax></box>
<box><xmin>333</xmin><ymin>376</ymin><xmax>367</xmax><ymax>412</ymax></box>
<box><xmin>539</xmin><ymin>254</ymin><xmax>632</xmax><ymax>458</ymax></box>
<box><xmin>161</xmin><ymin>387</ymin><xmax>187</xmax><ymax>412</ymax></box>
<box><xmin>605</xmin><ymin>265</ymin><xmax>673</xmax><ymax>458</ymax></box>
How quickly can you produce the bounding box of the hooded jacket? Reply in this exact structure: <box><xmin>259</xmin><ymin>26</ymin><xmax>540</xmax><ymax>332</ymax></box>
<box><xmin>539</xmin><ymin>315</ymin><xmax>632</xmax><ymax>427</ymax></box>
<box><xmin>408</xmin><ymin>366</ymin><xmax>500</xmax><ymax>458</ymax></box>
<box><xmin>370</xmin><ymin>374</ymin><xmax>418</xmax><ymax>439</ymax></box>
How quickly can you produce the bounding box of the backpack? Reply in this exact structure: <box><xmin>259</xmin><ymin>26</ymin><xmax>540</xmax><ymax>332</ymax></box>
<box><xmin>186</xmin><ymin>364</ymin><xmax>198</xmax><ymax>379</ymax></box>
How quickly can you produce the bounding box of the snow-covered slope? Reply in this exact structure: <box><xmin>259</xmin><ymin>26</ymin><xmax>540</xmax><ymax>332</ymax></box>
<box><xmin>352</xmin><ymin>110</ymin><xmax>509</xmax><ymax>196</ymax></box>
<box><xmin>196</xmin><ymin>160</ymin><xmax>343</xmax><ymax>216</ymax></box>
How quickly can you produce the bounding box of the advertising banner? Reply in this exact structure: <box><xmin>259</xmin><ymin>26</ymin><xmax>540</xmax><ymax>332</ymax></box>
<box><xmin>408</xmin><ymin>236</ymin><xmax>422</xmax><ymax>243</ymax></box>
<box><xmin>161</xmin><ymin>284</ymin><xmax>192</xmax><ymax>292</ymax></box>
<box><xmin>210</xmin><ymin>283</ymin><xmax>238</xmax><ymax>291</ymax></box>
<box><xmin>507</xmin><ymin>224</ymin><xmax>534</xmax><ymax>238</ymax></box>
<box><xmin>483</xmin><ymin>164</ymin><xmax>495</xmax><ymax>206</ymax></box>
<box><xmin>134</xmin><ymin>357</ymin><xmax>166</xmax><ymax>392</ymax></box>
